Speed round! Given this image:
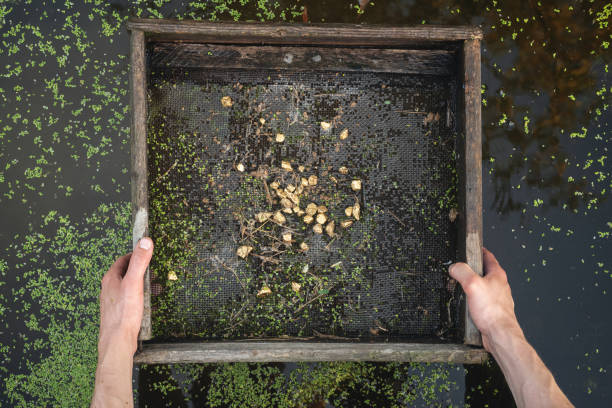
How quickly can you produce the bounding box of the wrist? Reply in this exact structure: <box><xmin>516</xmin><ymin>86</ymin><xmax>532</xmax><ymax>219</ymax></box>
<box><xmin>485</xmin><ymin>319</ymin><xmax>525</xmax><ymax>356</ymax></box>
<box><xmin>98</xmin><ymin>327</ymin><xmax>138</xmax><ymax>357</ymax></box>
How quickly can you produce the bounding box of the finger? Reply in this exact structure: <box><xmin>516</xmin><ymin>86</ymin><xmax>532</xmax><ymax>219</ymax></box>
<box><xmin>123</xmin><ymin>237</ymin><xmax>154</xmax><ymax>291</ymax></box>
<box><xmin>449</xmin><ymin>262</ymin><xmax>481</xmax><ymax>294</ymax></box>
<box><xmin>104</xmin><ymin>253</ymin><xmax>132</xmax><ymax>281</ymax></box>
<box><xmin>482</xmin><ymin>247</ymin><xmax>506</xmax><ymax>280</ymax></box>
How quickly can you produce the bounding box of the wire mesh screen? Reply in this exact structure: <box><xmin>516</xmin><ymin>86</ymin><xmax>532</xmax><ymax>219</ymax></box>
<box><xmin>146</xmin><ymin>43</ymin><xmax>462</xmax><ymax>342</ymax></box>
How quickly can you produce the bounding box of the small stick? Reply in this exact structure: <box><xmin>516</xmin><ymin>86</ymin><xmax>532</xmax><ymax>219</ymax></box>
<box><xmin>155</xmin><ymin>160</ymin><xmax>178</xmax><ymax>183</ymax></box>
<box><xmin>324</xmin><ymin>237</ymin><xmax>337</xmax><ymax>251</ymax></box>
<box><xmin>312</xmin><ymin>330</ymin><xmax>356</xmax><ymax>340</ymax></box>
<box><xmin>251</xmin><ymin>253</ymin><xmax>280</xmax><ymax>265</ymax></box>
<box><xmin>293</xmin><ymin>289</ymin><xmax>333</xmax><ymax>316</ymax></box>
<box><xmin>262</xmin><ymin>179</ymin><xmax>273</xmax><ymax>207</ymax></box>
<box><xmin>385</xmin><ymin>209</ymin><xmax>407</xmax><ymax>228</ymax></box>
<box><xmin>213</xmin><ymin>256</ymin><xmax>247</xmax><ymax>290</ymax></box>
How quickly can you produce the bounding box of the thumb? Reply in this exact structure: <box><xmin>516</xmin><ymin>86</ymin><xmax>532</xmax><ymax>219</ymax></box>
<box><xmin>123</xmin><ymin>237</ymin><xmax>153</xmax><ymax>288</ymax></box>
<box><xmin>449</xmin><ymin>262</ymin><xmax>480</xmax><ymax>293</ymax></box>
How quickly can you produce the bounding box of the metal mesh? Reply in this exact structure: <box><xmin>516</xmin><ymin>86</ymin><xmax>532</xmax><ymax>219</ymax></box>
<box><xmin>147</xmin><ymin>44</ymin><xmax>461</xmax><ymax>342</ymax></box>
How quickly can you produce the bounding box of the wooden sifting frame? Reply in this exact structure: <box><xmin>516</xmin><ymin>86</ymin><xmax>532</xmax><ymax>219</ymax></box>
<box><xmin>128</xmin><ymin>18</ymin><xmax>486</xmax><ymax>365</ymax></box>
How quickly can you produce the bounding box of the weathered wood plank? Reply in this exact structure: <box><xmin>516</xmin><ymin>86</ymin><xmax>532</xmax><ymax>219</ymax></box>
<box><xmin>127</xmin><ymin>19</ymin><xmax>482</xmax><ymax>45</ymax></box>
<box><xmin>134</xmin><ymin>342</ymin><xmax>488</xmax><ymax>364</ymax></box>
<box><xmin>149</xmin><ymin>42</ymin><xmax>456</xmax><ymax>75</ymax></box>
<box><xmin>130</xmin><ymin>29</ymin><xmax>152</xmax><ymax>341</ymax></box>
<box><xmin>462</xmin><ymin>39</ymin><xmax>483</xmax><ymax>346</ymax></box>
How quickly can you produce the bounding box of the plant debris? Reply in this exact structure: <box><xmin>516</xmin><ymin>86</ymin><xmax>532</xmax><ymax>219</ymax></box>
<box><xmin>325</xmin><ymin>220</ymin><xmax>335</xmax><ymax>237</ymax></box>
<box><xmin>221</xmin><ymin>96</ymin><xmax>233</xmax><ymax>107</ymax></box>
<box><xmin>257</xmin><ymin>285</ymin><xmax>272</xmax><ymax>298</ymax></box>
<box><xmin>339</xmin><ymin>128</ymin><xmax>349</xmax><ymax>140</ymax></box>
<box><xmin>236</xmin><ymin>245</ymin><xmax>253</xmax><ymax>259</ymax></box>
<box><xmin>316</xmin><ymin>213</ymin><xmax>327</xmax><ymax>224</ymax></box>
<box><xmin>281</xmin><ymin>160</ymin><xmax>293</xmax><ymax>171</ymax></box>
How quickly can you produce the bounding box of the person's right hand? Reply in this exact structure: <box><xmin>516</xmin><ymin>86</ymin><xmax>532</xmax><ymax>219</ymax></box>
<box><xmin>449</xmin><ymin>248</ymin><xmax>521</xmax><ymax>351</ymax></box>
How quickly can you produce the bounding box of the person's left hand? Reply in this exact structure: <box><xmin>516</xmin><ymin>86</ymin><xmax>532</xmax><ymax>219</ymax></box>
<box><xmin>98</xmin><ymin>237</ymin><xmax>153</xmax><ymax>355</ymax></box>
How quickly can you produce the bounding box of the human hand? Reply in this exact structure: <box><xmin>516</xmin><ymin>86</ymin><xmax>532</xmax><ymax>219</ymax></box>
<box><xmin>92</xmin><ymin>237</ymin><xmax>153</xmax><ymax>408</ymax></box>
<box><xmin>449</xmin><ymin>248</ymin><xmax>522</xmax><ymax>351</ymax></box>
<box><xmin>98</xmin><ymin>237</ymin><xmax>153</xmax><ymax>355</ymax></box>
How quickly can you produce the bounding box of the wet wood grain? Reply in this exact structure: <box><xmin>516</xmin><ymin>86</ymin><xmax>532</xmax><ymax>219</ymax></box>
<box><xmin>150</xmin><ymin>42</ymin><xmax>457</xmax><ymax>75</ymax></box>
<box><xmin>135</xmin><ymin>341</ymin><xmax>488</xmax><ymax>364</ymax></box>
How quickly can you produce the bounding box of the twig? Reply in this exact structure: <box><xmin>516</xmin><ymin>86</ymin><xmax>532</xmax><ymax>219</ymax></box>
<box><xmin>155</xmin><ymin>160</ymin><xmax>178</xmax><ymax>182</ymax></box>
<box><xmin>213</xmin><ymin>256</ymin><xmax>247</xmax><ymax>290</ymax></box>
<box><xmin>324</xmin><ymin>236</ymin><xmax>337</xmax><ymax>251</ymax></box>
<box><xmin>385</xmin><ymin>209</ymin><xmax>407</xmax><ymax>228</ymax></box>
<box><xmin>293</xmin><ymin>288</ymin><xmax>333</xmax><ymax>317</ymax></box>
<box><xmin>262</xmin><ymin>179</ymin><xmax>273</xmax><ymax>207</ymax></box>
<box><xmin>251</xmin><ymin>253</ymin><xmax>280</xmax><ymax>265</ymax></box>
<box><xmin>313</xmin><ymin>330</ymin><xmax>356</xmax><ymax>340</ymax></box>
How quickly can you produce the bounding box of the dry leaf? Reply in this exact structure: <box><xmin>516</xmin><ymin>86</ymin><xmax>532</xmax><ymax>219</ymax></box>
<box><xmin>257</xmin><ymin>285</ymin><xmax>272</xmax><ymax>298</ymax></box>
<box><xmin>282</xmin><ymin>232</ymin><xmax>292</xmax><ymax>243</ymax></box>
<box><xmin>291</xmin><ymin>282</ymin><xmax>302</xmax><ymax>292</ymax></box>
<box><xmin>353</xmin><ymin>202</ymin><xmax>361</xmax><ymax>220</ymax></box>
<box><xmin>275</xmin><ymin>133</ymin><xmax>285</xmax><ymax>143</ymax></box>
<box><xmin>236</xmin><ymin>245</ymin><xmax>253</xmax><ymax>258</ymax></box>
<box><xmin>305</xmin><ymin>203</ymin><xmax>318</xmax><ymax>216</ymax></box>
<box><xmin>281</xmin><ymin>160</ymin><xmax>293</xmax><ymax>171</ymax></box>
<box><xmin>287</xmin><ymin>192</ymin><xmax>300</xmax><ymax>205</ymax></box>
<box><xmin>351</xmin><ymin>179</ymin><xmax>362</xmax><ymax>191</ymax></box>
<box><xmin>449</xmin><ymin>207</ymin><xmax>459</xmax><ymax>222</ymax></box>
<box><xmin>167</xmin><ymin>271</ymin><xmax>178</xmax><ymax>281</ymax></box>
<box><xmin>345</xmin><ymin>206</ymin><xmax>353</xmax><ymax>217</ymax></box>
<box><xmin>273</xmin><ymin>211</ymin><xmax>286</xmax><ymax>224</ymax></box>
<box><xmin>299</xmin><ymin>242</ymin><xmax>309</xmax><ymax>251</ymax></box>
<box><xmin>339</xmin><ymin>166</ymin><xmax>349</xmax><ymax>175</ymax></box>
<box><xmin>316</xmin><ymin>213</ymin><xmax>327</xmax><ymax>224</ymax></box>
<box><xmin>255</xmin><ymin>212</ymin><xmax>272</xmax><ymax>222</ymax></box>
<box><xmin>320</xmin><ymin>121</ymin><xmax>331</xmax><ymax>131</ymax></box>
<box><xmin>280</xmin><ymin>198</ymin><xmax>292</xmax><ymax>209</ymax></box>
<box><xmin>221</xmin><ymin>96</ymin><xmax>233</xmax><ymax>107</ymax></box>
<box><xmin>308</xmin><ymin>175</ymin><xmax>318</xmax><ymax>186</ymax></box>
<box><xmin>325</xmin><ymin>220</ymin><xmax>335</xmax><ymax>237</ymax></box>
<box><xmin>340</xmin><ymin>219</ymin><xmax>353</xmax><ymax>228</ymax></box>
<box><xmin>313</xmin><ymin>224</ymin><xmax>323</xmax><ymax>234</ymax></box>
<box><xmin>339</xmin><ymin>128</ymin><xmax>349</xmax><ymax>140</ymax></box>
<box><xmin>236</xmin><ymin>163</ymin><xmax>245</xmax><ymax>172</ymax></box>
<box><xmin>303</xmin><ymin>214</ymin><xmax>314</xmax><ymax>224</ymax></box>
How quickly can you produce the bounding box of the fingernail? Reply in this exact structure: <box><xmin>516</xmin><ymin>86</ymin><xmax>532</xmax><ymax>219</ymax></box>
<box><xmin>138</xmin><ymin>237</ymin><xmax>152</xmax><ymax>250</ymax></box>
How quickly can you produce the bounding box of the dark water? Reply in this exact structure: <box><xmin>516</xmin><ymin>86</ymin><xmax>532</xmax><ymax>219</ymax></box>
<box><xmin>0</xmin><ymin>0</ymin><xmax>609</xmax><ymax>406</ymax></box>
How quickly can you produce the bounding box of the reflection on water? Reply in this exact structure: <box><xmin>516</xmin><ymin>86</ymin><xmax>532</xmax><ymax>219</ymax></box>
<box><xmin>297</xmin><ymin>0</ymin><xmax>610</xmax><ymax>215</ymax></box>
